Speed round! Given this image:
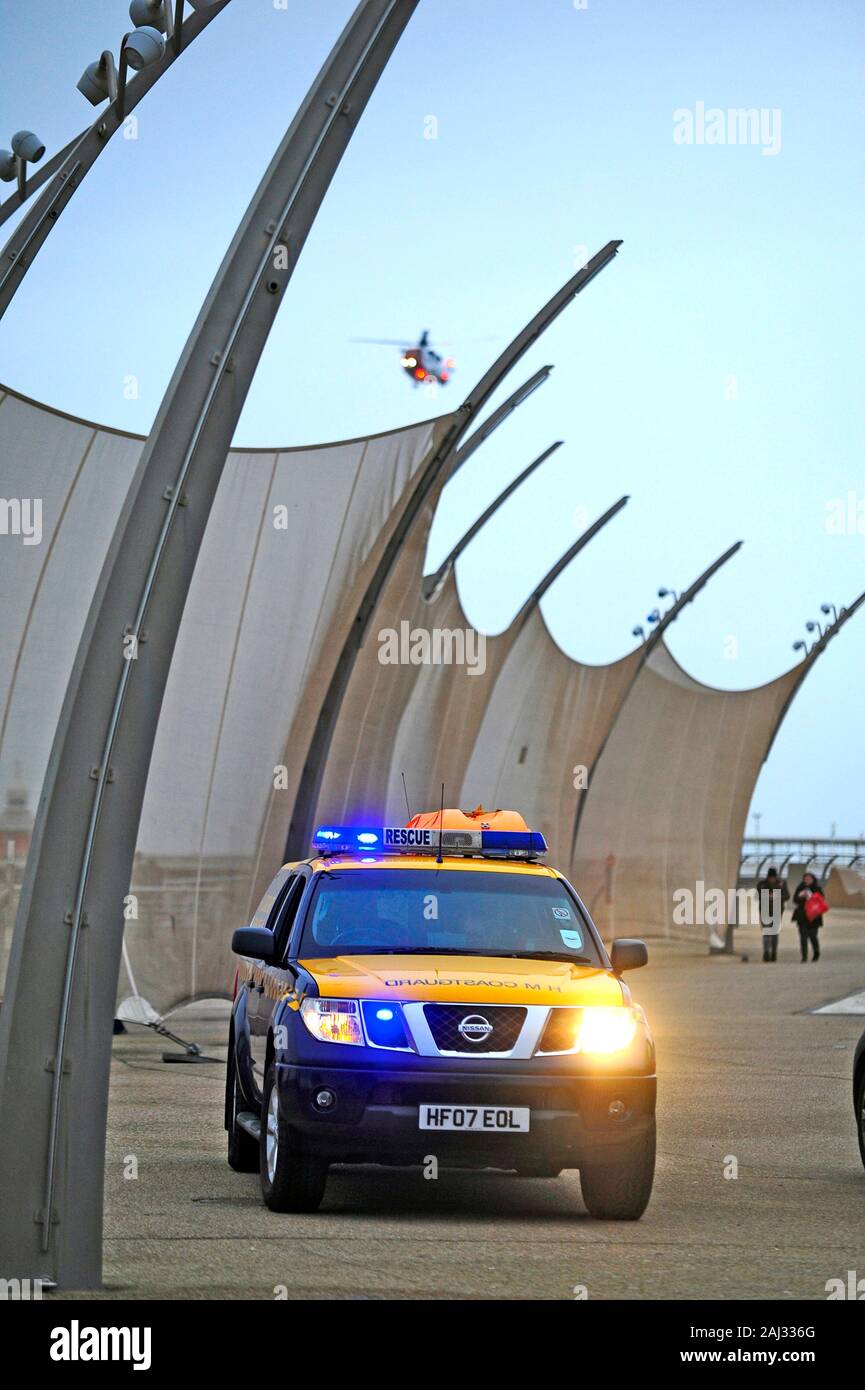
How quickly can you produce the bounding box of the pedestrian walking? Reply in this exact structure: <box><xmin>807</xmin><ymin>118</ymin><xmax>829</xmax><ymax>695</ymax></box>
<box><xmin>792</xmin><ymin>871</ymin><xmax>828</xmax><ymax>962</ymax></box>
<box><xmin>756</xmin><ymin>866</ymin><xmax>789</xmax><ymax>961</ymax></box>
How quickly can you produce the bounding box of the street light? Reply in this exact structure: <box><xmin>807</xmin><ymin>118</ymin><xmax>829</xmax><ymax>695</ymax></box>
<box><xmin>0</xmin><ymin>0</ymin><xmax>230</xmax><ymax>321</ymax></box>
<box><xmin>130</xmin><ymin>0</ymin><xmax>187</xmax><ymax>55</ymax></box>
<box><xmin>647</xmin><ymin>608</ymin><xmax>661</xmax><ymax>624</ymax></box>
<box><xmin>632</xmin><ymin>624</ymin><xmax>646</xmax><ymax>642</ymax></box>
<box><xmin>0</xmin><ymin>131</ymin><xmax>46</xmax><ymax>200</ymax></box>
<box><xmin>805</xmin><ymin>618</ymin><xmax>825</xmax><ymax>640</ymax></box>
<box><xmin>130</xmin><ymin>0</ymin><xmax>171</xmax><ymax>27</ymax></box>
<box><xmin>792</xmin><ymin>639</ymin><xmax>807</xmax><ymax>654</ymax></box>
<box><xmin>77</xmin><ymin>27</ymin><xmax>166</xmax><ymax>117</ymax></box>
<box><xmin>820</xmin><ymin>602</ymin><xmax>838</xmax><ymax>625</ymax></box>
<box><xmin>657</xmin><ymin>586</ymin><xmax>679</xmax><ymax>603</ymax></box>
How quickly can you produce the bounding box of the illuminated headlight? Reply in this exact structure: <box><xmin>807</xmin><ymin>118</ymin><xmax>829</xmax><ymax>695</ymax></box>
<box><xmin>538</xmin><ymin>1005</ymin><xmax>642</xmax><ymax>1056</ymax></box>
<box><xmin>576</xmin><ymin>1006</ymin><xmax>638</xmax><ymax>1055</ymax></box>
<box><xmin>300</xmin><ymin>997</ymin><xmax>364</xmax><ymax>1046</ymax></box>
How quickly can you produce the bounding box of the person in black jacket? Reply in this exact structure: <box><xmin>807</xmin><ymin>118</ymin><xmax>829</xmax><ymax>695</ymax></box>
<box><xmin>792</xmin><ymin>872</ymin><xmax>824</xmax><ymax>961</ymax></box>
<box><xmin>756</xmin><ymin>867</ymin><xmax>789</xmax><ymax>961</ymax></box>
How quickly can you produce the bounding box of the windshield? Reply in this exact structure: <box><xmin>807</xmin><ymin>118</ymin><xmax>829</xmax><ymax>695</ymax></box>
<box><xmin>297</xmin><ymin>868</ymin><xmax>603</xmax><ymax>965</ymax></box>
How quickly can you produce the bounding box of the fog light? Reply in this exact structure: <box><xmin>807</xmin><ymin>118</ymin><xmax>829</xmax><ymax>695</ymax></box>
<box><xmin>608</xmin><ymin>1100</ymin><xmax>626</xmax><ymax>1118</ymax></box>
<box><xmin>314</xmin><ymin>1088</ymin><xmax>336</xmax><ymax>1110</ymax></box>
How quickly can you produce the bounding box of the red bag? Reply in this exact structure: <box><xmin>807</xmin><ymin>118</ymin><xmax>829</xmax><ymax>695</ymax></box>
<box><xmin>804</xmin><ymin>892</ymin><xmax>829</xmax><ymax>922</ymax></box>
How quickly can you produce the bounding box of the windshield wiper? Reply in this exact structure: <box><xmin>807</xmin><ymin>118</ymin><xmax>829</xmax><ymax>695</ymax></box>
<box><xmin>343</xmin><ymin>947</ymin><xmax>498</xmax><ymax>956</ymax></box>
<box><xmin>500</xmin><ymin>950</ymin><xmax>594</xmax><ymax>964</ymax></box>
<box><xmin>332</xmin><ymin>947</ymin><xmax>593</xmax><ymax>963</ymax></box>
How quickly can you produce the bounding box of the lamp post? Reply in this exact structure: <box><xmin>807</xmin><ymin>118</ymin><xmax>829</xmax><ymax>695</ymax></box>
<box><xmin>0</xmin><ymin>130</ymin><xmax>46</xmax><ymax>201</ymax></box>
<box><xmin>644</xmin><ymin>586</ymin><xmax>677</xmax><ymax>632</ymax></box>
<box><xmin>0</xmin><ymin>2</ymin><xmax>232</xmax><ymax>318</ymax></box>
<box><xmin>77</xmin><ymin>26</ymin><xmax>167</xmax><ymax>120</ymax></box>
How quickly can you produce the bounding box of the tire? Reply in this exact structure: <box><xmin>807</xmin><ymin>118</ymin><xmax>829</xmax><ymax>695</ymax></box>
<box><xmin>856</xmin><ymin>1070</ymin><xmax>865</xmax><ymax>1172</ymax></box>
<box><xmin>579</xmin><ymin>1120</ymin><xmax>656</xmax><ymax>1220</ymax></box>
<box><xmin>260</xmin><ymin>1065</ymin><xmax>328</xmax><ymax>1213</ymax></box>
<box><xmin>226</xmin><ymin>1045</ymin><xmax>259</xmax><ymax>1173</ymax></box>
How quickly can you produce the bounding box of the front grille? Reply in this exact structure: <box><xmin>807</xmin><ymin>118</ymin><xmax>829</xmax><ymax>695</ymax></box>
<box><xmin>423</xmin><ymin>1003</ymin><xmax>526</xmax><ymax>1053</ymax></box>
<box><xmin>538</xmin><ymin>1007</ymin><xmax>580</xmax><ymax>1054</ymax></box>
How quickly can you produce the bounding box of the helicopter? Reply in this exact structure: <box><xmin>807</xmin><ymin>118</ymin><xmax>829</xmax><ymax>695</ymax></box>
<box><xmin>350</xmin><ymin>330</ymin><xmax>456</xmax><ymax>385</ymax></box>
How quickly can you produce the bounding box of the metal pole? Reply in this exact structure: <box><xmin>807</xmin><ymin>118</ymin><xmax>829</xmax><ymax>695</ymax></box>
<box><xmin>761</xmin><ymin>589</ymin><xmax>865</xmax><ymax>763</ymax></box>
<box><xmin>515</xmin><ymin>495</ymin><xmax>629</xmax><ymax>625</ymax></box>
<box><xmin>0</xmin><ymin>0</ymin><xmax>420</xmax><ymax>1290</ymax></box>
<box><xmin>422</xmin><ymin>440</ymin><xmax>563</xmax><ymax>601</ymax></box>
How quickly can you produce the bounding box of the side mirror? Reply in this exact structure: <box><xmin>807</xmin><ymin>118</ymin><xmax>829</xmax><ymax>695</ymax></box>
<box><xmin>231</xmin><ymin>925</ymin><xmax>277</xmax><ymax>962</ymax></box>
<box><xmin>610</xmin><ymin>938</ymin><xmax>648</xmax><ymax>973</ymax></box>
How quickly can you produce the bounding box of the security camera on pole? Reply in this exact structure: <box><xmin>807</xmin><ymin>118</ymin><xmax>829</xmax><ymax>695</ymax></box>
<box><xmin>0</xmin><ymin>2</ymin><xmax>233</xmax><ymax>317</ymax></box>
<box><xmin>0</xmin><ymin>130</ymin><xmax>46</xmax><ymax>202</ymax></box>
<box><xmin>77</xmin><ymin>25</ymin><xmax>167</xmax><ymax>119</ymax></box>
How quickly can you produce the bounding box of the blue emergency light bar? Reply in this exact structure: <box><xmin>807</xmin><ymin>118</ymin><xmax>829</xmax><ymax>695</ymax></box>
<box><xmin>311</xmin><ymin>824</ymin><xmax>548</xmax><ymax>860</ymax></box>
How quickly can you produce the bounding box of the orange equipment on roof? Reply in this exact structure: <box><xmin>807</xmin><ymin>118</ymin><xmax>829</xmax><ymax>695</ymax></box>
<box><xmin>405</xmin><ymin>807</ymin><xmax>530</xmax><ymax>833</ymax></box>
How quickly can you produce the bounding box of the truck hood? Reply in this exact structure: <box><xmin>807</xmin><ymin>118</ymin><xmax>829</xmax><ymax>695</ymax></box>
<box><xmin>298</xmin><ymin>954</ymin><xmax>624</xmax><ymax>1007</ymax></box>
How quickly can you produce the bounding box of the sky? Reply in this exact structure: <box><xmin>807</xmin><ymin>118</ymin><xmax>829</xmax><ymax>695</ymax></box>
<box><xmin>1</xmin><ymin>0</ymin><xmax>863</xmax><ymax>838</ymax></box>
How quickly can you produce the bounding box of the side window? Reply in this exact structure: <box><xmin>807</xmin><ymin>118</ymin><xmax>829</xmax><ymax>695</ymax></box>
<box><xmin>272</xmin><ymin>876</ymin><xmax>305</xmax><ymax>953</ymax></box>
<box><xmin>249</xmin><ymin>868</ymin><xmax>292</xmax><ymax>930</ymax></box>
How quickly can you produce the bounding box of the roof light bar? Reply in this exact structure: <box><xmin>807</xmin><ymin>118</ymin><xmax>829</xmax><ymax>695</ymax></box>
<box><xmin>311</xmin><ymin>825</ymin><xmax>548</xmax><ymax>860</ymax></box>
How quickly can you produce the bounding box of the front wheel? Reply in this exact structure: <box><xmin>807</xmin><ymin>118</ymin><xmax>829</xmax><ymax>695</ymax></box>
<box><xmin>856</xmin><ymin>1071</ymin><xmax>865</xmax><ymax>1172</ymax></box>
<box><xmin>260</xmin><ymin>1065</ymin><xmax>329</xmax><ymax>1213</ymax></box>
<box><xmin>579</xmin><ymin>1121</ymin><xmax>656</xmax><ymax>1220</ymax></box>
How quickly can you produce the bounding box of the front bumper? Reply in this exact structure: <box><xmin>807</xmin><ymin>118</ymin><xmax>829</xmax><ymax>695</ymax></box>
<box><xmin>275</xmin><ymin>1062</ymin><xmax>656</xmax><ymax>1168</ymax></box>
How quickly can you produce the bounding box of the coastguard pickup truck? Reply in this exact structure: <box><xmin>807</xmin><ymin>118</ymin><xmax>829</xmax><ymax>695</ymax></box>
<box><xmin>226</xmin><ymin>809</ymin><xmax>656</xmax><ymax>1218</ymax></box>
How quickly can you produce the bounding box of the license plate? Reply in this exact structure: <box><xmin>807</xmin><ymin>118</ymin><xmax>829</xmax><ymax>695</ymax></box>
<box><xmin>418</xmin><ymin>1103</ymin><xmax>530</xmax><ymax>1132</ymax></box>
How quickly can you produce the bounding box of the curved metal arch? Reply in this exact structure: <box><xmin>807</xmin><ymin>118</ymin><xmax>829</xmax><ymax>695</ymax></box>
<box><xmin>284</xmin><ymin>240</ymin><xmax>623</xmax><ymax>859</ymax></box>
<box><xmin>0</xmin><ymin>1</ymin><xmax>232</xmax><ymax>317</ymax></box>
<box><xmin>761</xmin><ymin>588</ymin><xmax>865</xmax><ymax>763</ymax></box>
<box><xmin>516</xmin><ymin>495</ymin><xmax>630</xmax><ymax>628</ymax></box>
<box><xmin>422</xmin><ymin>440</ymin><xmax>563</xmax><ymax>601</ymax></box>
<box><xmin>0</xmin><ymin>0</ymin><xmax>421</xmax><ymax>1289</ymax></box>
<box><xmin>569</xmin><ymin>539</ymin><xmax>744</xmax><ymax>860</ymax></box>
<box><xmin>448</xmin><ymin>365</ymin><xmax>553</xmax><ymax>476</ymax></box>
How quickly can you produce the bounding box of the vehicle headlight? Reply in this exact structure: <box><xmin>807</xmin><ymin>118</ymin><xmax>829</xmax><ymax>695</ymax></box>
<box><xmin>576</xmin><ymin>1006</ymin><xmax>638</xmax><ymax>1055</ymax></box>
<box><xmin>300</xmin><ymin>997</ymin><xmax>364</xmax><ymax>1046</ymax></box>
